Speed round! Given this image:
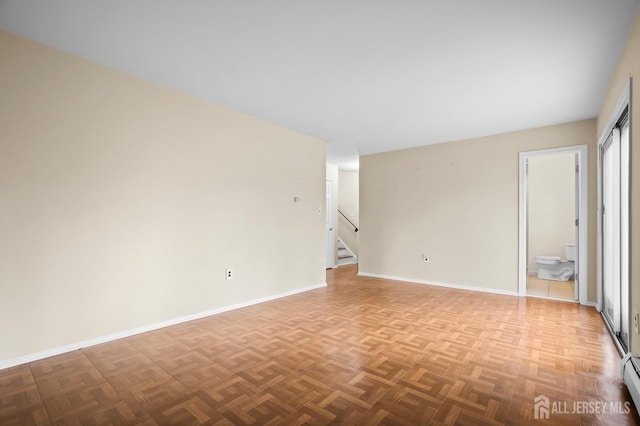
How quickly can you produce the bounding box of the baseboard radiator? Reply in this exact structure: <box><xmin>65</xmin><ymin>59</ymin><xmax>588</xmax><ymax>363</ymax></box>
<box><xmin>622</xmin><ymin>353</ymin><xmax>640</xmax><ymax>414</ymax></box>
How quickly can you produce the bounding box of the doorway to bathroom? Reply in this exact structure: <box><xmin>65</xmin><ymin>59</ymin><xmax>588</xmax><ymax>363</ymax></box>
<box><xmin>518</xmin><ymin>145</ymin><xmax>588</xmax><ymax>303</ymax></box>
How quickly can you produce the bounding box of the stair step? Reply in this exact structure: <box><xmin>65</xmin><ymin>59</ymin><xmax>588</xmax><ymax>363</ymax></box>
<box><xmin>337</xmin><ymin>256</ymin><xmax>357</xmax><ymax>266</ymax></box>
<box><xmin>336</xmin><ymin>239</ymin><xmax>356</xmax><ymax>265</ymax></box>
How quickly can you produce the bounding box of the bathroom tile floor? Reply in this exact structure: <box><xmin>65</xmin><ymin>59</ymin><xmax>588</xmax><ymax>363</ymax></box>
<box><xmin>527</xmin><ymin>274</ymin><xmax>576</xmax><ymax>300</ymax></box>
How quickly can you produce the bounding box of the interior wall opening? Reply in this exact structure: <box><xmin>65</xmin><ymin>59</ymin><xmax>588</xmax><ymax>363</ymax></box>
<box><xmin>525</xmin><ymin>152</ymin><xmax>578</xmax><ymax>301</ymax></box>
<box><xmin>518</xmin><ymin>145</ymin><xmax>588</xmax><ymax>304</ymax></box>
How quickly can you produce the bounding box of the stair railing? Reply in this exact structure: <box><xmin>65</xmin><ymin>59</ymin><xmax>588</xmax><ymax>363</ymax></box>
<box><xmin>338</xmin><ymin>208</ymin><xmax>358</xmax><ymax>232</ymax></box>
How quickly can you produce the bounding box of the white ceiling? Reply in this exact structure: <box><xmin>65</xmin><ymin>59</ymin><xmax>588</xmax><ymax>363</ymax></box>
<box><xmin>1</xmin><ymin>1</ymin><xmax>638</xmax><ymax>170</ymax></box>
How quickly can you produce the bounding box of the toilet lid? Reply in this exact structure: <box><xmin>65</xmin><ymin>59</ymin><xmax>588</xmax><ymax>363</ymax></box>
<box><xmin>536</xmin><ymin>256</ymin><xmax>562</xmax><ymax>262</ymax></box>
<box><xmin>535</xmin><ymin>255</ymin><xmax>561</xmax><ymax>262</ymax></box>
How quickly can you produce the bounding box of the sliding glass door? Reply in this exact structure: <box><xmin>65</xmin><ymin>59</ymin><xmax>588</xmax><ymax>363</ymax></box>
<box><xmin>619</xmin><ymin>114</ymin><xmax>630</xmax><ymax>348</ymax></box>
<box><xmin>601</xmin><ymin>108</ymin><xmax>629</xmax><ymax>350</ymax></box>
<box><xmin>601</xmin><ymin>130</ymin><xmax>620</xmax><ymax>332</ymax></box>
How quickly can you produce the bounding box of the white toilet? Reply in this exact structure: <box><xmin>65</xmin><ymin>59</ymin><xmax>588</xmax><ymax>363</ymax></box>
<box><xmin>535</xmin><ymin>243</ymin><xmax>575</xmax><ymax>281</ymax></box>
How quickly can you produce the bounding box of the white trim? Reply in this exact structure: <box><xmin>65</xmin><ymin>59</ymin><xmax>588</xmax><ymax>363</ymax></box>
<box><xmin>517</xmin><ymin>145</ymin><xmax>588</xmax><ymax>306</ymax></box>
<box><xmin>326</xmin><ymin>180</ymin><xmax>335</xmax><ymax>268</ymax></box>
<box><xmin>0</xmin><ymin>282</ymin><xmax>327</xmax><ymax>371</ymax></box>
<box><xmin>598</xmin><ymin>80</ymin><xmax>631</xmax><ymax>144</ymax></box>
<box><xmin>357</xmin><ymin>272</ymin><xmax>518</xmax><ymax>297</ymax></box>
<box><xmin>518</xmin><ymin>153</ymin><xmax>527</xmax><ymax>297</ymax></box>
<box><xmin>585</xmin><ymin>301</ymin><xmax>600</xmax><ymax>309</ymax></box>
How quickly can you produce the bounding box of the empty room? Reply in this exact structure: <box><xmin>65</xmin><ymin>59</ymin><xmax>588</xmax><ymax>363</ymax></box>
<box><xmin>1</xmin><ymin>1</ymin><xmax>640</xmax><ymax>424</ymax></box>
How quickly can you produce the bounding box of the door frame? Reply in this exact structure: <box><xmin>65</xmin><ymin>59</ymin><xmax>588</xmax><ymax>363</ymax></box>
<box><xmin>600</xmin><ymin>131</ymin><xmax>621</xmax><ymax>329</ymax></box>
<box><xmin>325</xmin><ymin>180</ymin><xmax>335</xmax><ymax>268</ymax></box>
<box><xmin>517</xmin><ymin>144</ymin><xmax>588</xmax><ymax>304</ymax></box>
<box><xmin>596</xmin><ymin>79</ymin><xmax>631</xmax><ymax>351</ymax></box>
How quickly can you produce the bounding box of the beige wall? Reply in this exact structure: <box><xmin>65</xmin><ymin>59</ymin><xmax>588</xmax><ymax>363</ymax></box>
<box><xmin>527</xmin><ymin>153</ymin><xmax>576</xmax><ymax>271</ymax></box>
<box><xmin>338</xmin><ymin>170</ymin><xmax>359</xmax><ymax>256</ymax></box>
<box><xmin>597</xmin><ymin>11</ymin><xmax>640</xmax><ymax>352</ymax></box>
<box><xmin>360</xmin><ymin>119</ymin><xmax>596</xmax><ymax>296</ymax></box>
<box><xmin>0</xmin><ymin>30</ymin><xmax>326</xmax><ymax>364</ymax></box>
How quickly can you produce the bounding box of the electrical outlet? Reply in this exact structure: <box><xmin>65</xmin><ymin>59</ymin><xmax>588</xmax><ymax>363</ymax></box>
<box><xmin>225</xmin><ymin>268</ymin><xmax>233</xmax><ymax>280</ymax></box>
<box><xmin>423</xmin><ymin>253</ymin><xmax>431</xmax><ymax>263</ymax></box>
<box><xmin>634</xmin><ymin>311</ymin><xmax>639</xmax><ymax>334</ymax></box>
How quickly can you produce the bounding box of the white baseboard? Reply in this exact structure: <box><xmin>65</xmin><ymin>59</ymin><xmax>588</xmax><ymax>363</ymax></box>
<box><xmin>357</xmin><ymin>272</ymin><xmax>518</xmax><ymax>297</ymax></box>
<box><xmin>585</xmin><ymin>300</ymin><xmax>600</xmax><ymax>310</ymax></box>
<box><xmin>527</xmin><ymin>270</ymin><xmax>538</xmax><ymax>276</ymax></box>
<box><xmin>0</xmin><ymin>282</ymin><xmax>327</xmax><ymax>371</ymax></box>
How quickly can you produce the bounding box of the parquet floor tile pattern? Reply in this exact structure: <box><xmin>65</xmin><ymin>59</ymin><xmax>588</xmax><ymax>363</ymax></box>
<box><xmin>1</xmin><ymin>264</ymin><xmax>638</xmax><ymax>424</ymax></box>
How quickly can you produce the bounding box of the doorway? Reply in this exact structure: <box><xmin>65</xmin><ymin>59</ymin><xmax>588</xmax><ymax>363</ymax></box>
<box><xmin>326</xmin><ymin>180</ymin><xmax>334</xmax><ymax>268</ymax></box>
<box><xmin>518</xmin><ymin>145</ymin><xmax>588</xmax><ymax>303</ymax></box>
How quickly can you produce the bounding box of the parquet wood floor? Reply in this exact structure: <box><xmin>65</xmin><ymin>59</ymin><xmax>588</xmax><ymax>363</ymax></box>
<box><xmin>1</xmin><ymin>264</ymin><xmax>638</xmax><ymax>424</ymax></box>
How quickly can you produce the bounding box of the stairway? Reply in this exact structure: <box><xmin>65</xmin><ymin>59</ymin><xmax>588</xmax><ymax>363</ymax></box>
<box><xmin>337</xmin><ymin>239</ymin><xmax>357</xmax><ymax>266</ymax></box>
